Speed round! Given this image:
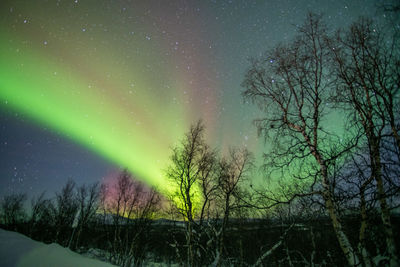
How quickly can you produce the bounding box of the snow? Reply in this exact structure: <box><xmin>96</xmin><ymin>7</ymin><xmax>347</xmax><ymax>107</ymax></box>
<box><xmin>0</xmin><ymin>229</ymin><xmax>117</xmax><ymax>267</ymax></box>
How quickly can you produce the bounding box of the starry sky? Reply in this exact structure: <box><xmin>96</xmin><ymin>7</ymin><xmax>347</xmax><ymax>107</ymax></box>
<box><xmin>0</xmin><ymin>0</ymin><xmax>379</xmax><ymax>199</ymax></box>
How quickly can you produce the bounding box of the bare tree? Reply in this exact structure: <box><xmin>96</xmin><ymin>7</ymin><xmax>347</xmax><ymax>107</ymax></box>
<box><xmin>72</xmin><ymin>182</ymin><xmax>100</xmax><ymax>250</ymax></box>
<box><xmin>330</xmin><ymin>17</ymin><xmax>400</xmax><ymax>265</ymax></box>
<box><xmin>53</xmin><ymin>179</ymin><xmax>78</xmax><ymax>246</ymax></box>
<box><xmin>242</xmin><ymin>13</ymin><xmax>361</xmax><ymax>266</ymax></box>
<box><xmin>166</xmin><ymin>120</ymin><xmax>216</xmax><ymax>266</ymax></box>
<box><xmin>213</xmin><ymin>148</ymin><xmax>253</xmax><ymax>266</ymax></box>
<box><xmin>29</xmin><ymin>192</ymin><xmax>54</xmax><ymax>241</ymax></box>
<box><xmin>196</xmin><ymin>144</ymin><xmax>219</xmax><ymax>226</ymax></box>
<box><xmin>100</xmin><ymin>170</ymin><xmax>161</xmax><ymax>266</ymax></box>
<box><xmin>166</xmin><ymin>121</ymin><xmax>257</xmax><ymax>266</ymax></box>
<box><xmin>30</xmin><ymin>192</ymin><xmax>47</xmax><ymax>227</ymax></box>
<box><xmin>0</xmin><ymin>193</ymin><xmax>26</xmax><ymax>230</ymax></box>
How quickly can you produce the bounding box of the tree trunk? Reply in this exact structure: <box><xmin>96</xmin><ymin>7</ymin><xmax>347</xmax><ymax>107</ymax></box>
<box><xmin>372</xmin><ymin>143</ymin><xmax>400</xmax><ymax>266</ymax></box>
<box><xmin>187</xmin><ymin>221</ymin><xmax>194</xmax><ymax>267</ymax></box>
<box><xmin>319</xmin><ymin>162</ymin><xmax>360</xmax><ymax>267</ymax></box>
<box><xmin>313</xmin><ymin>152</ymin><xmax>360</xmax><ymax>266</ymax></box>
<box><xmin>323</xmin><ymin>189</ymin><xmax>360</xmax><ymax>266</ymax></box>
<box><xmin>359</xmin><ymin>179</ymin><xmax>373</xmax><ymax>267</ymax></box>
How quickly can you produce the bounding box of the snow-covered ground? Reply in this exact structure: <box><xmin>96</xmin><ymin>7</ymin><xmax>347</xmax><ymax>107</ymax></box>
<box><xmin>0</xmin><ymin>229</ymin><xmax>117</xmax><ymax>267</ymax></box>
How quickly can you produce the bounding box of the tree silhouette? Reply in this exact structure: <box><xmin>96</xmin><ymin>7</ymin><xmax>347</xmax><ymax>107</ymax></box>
<box><xmin>329</xmin><ymin>17</ymin><xmax>400</xmax><ymax>266</ymax></box>
<box><xmin>0</xmin><ymin>193</ymin><xmax>26</xmax><ymax>230</ymax></box>
<box><xmin>214</xmin><ymin>148</ymin><xmax>253</xmax><ymax>266</ymax></box>
<box><xmin>100</xmin><ymin>169</ymin><xmax>161</xmax><ymax>266</ymax></box>
<box><xmin>166</xmin><ymin>120</ymin><xmax>216</xmax><ymax>266</ymax></box>
<box><xmin>242</xmin><ymin>13</ymin><xmax>361</xmax><ymax>266</ymax></box>
<box><xmin>73</xmin><ymin>182</ymin><xmax>100</xmax><ymax>250</ymax></box>
<box><xmin>53</xmin><ymin>179</ymin><xmax>78</xmax><ymax>246</ymax></box>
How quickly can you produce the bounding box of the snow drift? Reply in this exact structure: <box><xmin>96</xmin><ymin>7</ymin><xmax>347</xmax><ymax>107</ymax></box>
<box><xmin>0</xmin><ymin>229</ymin><xmax>116</xmax><ymax>267</ymax></box>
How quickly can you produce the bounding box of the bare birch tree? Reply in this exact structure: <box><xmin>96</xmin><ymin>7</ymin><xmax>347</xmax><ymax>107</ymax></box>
<box><xmin>242</xmin><ymin>13</ymin><xmax>361</xmax><ymax>266</ymax></box>
<box><xmin>166</xmin><ymin>120</ymin><xmax>217</xmax><ymax>266</ymax></box>
<box><xmin>29</xmin><ymin>192</ymin><xmax>54</xmax><ymax>241</ymax></box>
<box><xmin>101</xmin><ymin>170</ymin><xmax>161</xmax><ymax>266</ymax></box>
<box><xmin>53</xmin><ymin>179</ymin><xmax>78</xmax><ymax>246</ymax></box>
<box><xmin>213</xmin><ymin>148</ymin><xmax>253</xmax><ymax>266</ymax></box>
<box><xmin>73</xmin><ymin>182</ymin><xmax>100</xmax><ymax>250</ymax></box>
<box><xmin>329</xmin><ymin>17</ymin><xmax>400</xmax><ymax>266</ymax></box>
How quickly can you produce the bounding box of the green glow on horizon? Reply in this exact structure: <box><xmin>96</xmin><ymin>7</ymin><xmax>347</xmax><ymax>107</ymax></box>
<box><xmin>0</xmin><ymin>31</ymin><xmax>187</xmax><ymax>195</ymax></box>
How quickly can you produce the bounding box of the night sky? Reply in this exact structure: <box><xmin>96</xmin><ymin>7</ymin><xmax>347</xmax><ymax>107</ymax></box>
<box><xmin>0</xmin><ymin>0</ymin><xmax>379</xmax><ymax>199</ymax></box>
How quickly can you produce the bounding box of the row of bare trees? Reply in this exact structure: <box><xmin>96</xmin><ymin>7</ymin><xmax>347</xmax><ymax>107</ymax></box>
<box><xmin>0</xmin><ymin>180</ymin><xmax>100</xmax><ymax>248</ymax></box>
<box><xmin>99</xmin><ymin>170</ymin><xmax>161</xmax><ymax>266</ymax></box>
<box><xmin>242</xmin><ymin>11</ymin><xmax>399</xmax><ymax>267</ymax></box>
<box><xmin>0</xmin><ymin>173</ymin><xmax>162</xmax><ymax>266</ymax></box>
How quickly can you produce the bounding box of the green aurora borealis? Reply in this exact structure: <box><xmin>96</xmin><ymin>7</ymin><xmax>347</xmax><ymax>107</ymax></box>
<box><xmin>0</xmin><ymin>0</ymin><xmax>377</xmax><ymax>196</ymax></box>
<box><xmin>0</xmin><ymin>32</ymin><xmax>181</xmax><ymax>191</ymax></box>
<box><xmin>0</xmin><ymin>30</ymin><xmax>194</xmax><ymax>194</ymax></box>
<box><xmin>0</xmin><ymin>1</ymin><xmax>224</xmax><ymax>195</ymax></box>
